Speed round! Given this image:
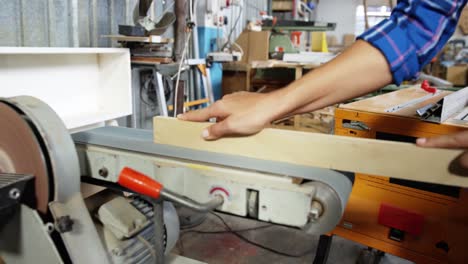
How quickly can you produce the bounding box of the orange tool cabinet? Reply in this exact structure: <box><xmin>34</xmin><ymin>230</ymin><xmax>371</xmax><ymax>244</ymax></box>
<box><xmin>333</xmin><ymin>88</ymin><xmax>468</xmax><ymax>264</ymax></box>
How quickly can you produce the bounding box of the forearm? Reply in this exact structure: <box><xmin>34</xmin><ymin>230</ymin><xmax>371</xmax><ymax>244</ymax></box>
<box><xmin>267</xmin><ymin>40</ymin><xmax>392</xmax><ymax>120</ymax></box>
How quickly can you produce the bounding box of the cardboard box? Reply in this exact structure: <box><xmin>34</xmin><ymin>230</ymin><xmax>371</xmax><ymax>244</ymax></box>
<box><xmin>343</xmin><ymin>34</ymin><xmax>356</xmax><ymax>47</ymax></box>
<box><xmin>446</xmin><ymin>65</ymin><xmax>468</xmax><ymax>86</ymax></box>
<box><xmin>272</xmin><ymin>0</ymin><xmax>294</xmax><ymax>11</ymax></box>
<box><xmin>235</xmin><ymin>30</ymin><xmax>270</xmax><ymax>63</ymax></box>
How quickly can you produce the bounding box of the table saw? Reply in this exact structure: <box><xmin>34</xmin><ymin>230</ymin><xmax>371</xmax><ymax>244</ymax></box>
<box><xmin>0</xmin><ymin>48</ymin><xmax>352</xmax><ymax>264</ymax></box>
<box><xmin>332</xmin><ymin>86</ymin><xmax>468</xmax><ymax>264</ymax></box>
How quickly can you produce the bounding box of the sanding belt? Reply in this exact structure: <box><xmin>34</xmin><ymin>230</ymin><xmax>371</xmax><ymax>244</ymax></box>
<box><xmin>72</xmin><ymin>126</ymin><xmax>354</xmax><ymax>210</ymax></box>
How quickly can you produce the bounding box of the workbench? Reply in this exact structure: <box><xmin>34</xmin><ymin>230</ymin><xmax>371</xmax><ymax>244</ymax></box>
<box><xmin>222</xmin><ymin>60</ymin><xmax>320</xmax><ymax>94</ymax></box>
<box><xmin>329</xmin><ymin>87</ymin><xmax>468</xmax><ymax>264</ymax></box>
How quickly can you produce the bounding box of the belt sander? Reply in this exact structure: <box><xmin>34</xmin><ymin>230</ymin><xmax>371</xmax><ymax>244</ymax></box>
<box><xmin>0</xmin><ymin>94</ymin><xmax>352</xmax><ymax>263</ymax></box>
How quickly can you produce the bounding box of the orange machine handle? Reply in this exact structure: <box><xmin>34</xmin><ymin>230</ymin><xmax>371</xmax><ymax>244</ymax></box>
<box><xmin>118</xmin><ymin>167</ymin><xmax>164</xmax><ymax>199</ymax></box>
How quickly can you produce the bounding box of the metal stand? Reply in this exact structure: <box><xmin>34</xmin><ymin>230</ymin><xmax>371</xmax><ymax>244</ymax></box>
<box><xmin>130</xmin><ymin>61</ymin><xmax>213</xmax><ymax>128</ymax></box>
<box><xmin>154</xmin><ymin>71</ymin><xmax>168</xmax><ymax>117</ymax></box>
<box><xmin>313</xmin><ymin>235</ymin><xmax>333</xmax><ymax>264</ymax></box>
<box><xmin>187</xmin><ymin>59</ymin><xmax>215</xmax><ymax>106</ymax></box>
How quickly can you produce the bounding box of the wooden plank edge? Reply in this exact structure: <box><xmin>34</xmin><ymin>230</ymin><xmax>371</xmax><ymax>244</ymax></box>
<box><xmin>153</xmin><ymin>117</ymin><xmax>467</xmax><ymax>188</ymax></box>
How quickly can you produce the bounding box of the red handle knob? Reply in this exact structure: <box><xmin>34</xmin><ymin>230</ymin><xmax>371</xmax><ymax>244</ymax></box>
<box><xmin>421</xmin><ymin>80</ymin><xmax>437</xmax><ymax>94</ymax></box>
<box><xmin>118</xmin><ymin>167</ymin><xmax>164</xmax><ymax>199</ymax></box>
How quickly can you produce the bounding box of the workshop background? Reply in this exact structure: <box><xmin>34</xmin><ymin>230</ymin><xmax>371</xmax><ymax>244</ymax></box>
<box><xmin>1</xmin><ymin>0</ymin><xmax>468</xmax><ymax>264</ymax></box>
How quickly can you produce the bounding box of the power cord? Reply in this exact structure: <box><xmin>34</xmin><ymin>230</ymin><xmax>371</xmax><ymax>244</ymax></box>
<box><xmin>182</xmin><ymin>222</ymin><xmax>273</xmax><ymax>235</ymax></box>
<box><xmin>181</xmin><ymin>212</ymin><xmax>316</xmax><ymax>258</ymax></box>
<box><xmin>173</xmin><ymin>30</ymin><xmax>192</xmax><ymax>116</ymax></box>
<box><xmin>221</xmin><ymin>5</ymin><xmax>243</xmax><ymax>51</ymax></box>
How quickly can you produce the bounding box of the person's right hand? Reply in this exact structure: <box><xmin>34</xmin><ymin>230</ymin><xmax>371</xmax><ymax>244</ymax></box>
<box><xmin>178</xmin><ymin>91</ymin><xmax>280</xmax><ymax>140</ymax></box>
<box><xmin>417</xmin><ymin>130</ymin><xmax>468</xmax><ymax>171</ymax></box>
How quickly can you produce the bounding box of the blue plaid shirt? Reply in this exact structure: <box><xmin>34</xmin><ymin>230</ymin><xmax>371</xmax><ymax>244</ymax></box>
<box><xmin>359</xmin><ymin>0</ymin><xmax>467</xmax><ymax>85</ymax></box>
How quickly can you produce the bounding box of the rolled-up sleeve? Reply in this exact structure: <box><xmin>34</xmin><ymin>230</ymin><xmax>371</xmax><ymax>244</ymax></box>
<box><xmin>358</xmin><ymin>0</ymin><xmax>467</xmax><ymax>85</ymax></box>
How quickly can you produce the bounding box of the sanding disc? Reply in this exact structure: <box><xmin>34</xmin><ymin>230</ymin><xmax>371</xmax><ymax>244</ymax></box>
<box><xmin>0</xmin><ymin>102</ymin><xmax>50</xmax><ymax>213</ymax></box>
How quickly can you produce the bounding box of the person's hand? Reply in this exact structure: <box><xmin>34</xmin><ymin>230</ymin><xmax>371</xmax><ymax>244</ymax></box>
<box><xmin>178</xmin><ymin>91</ymin><xmax>280</xmax><ymax>140</ymax></box>
<box><xmin>417</xmin><ymin>130</ymin><xmax>468</xmax><ymax>170</ymax></box>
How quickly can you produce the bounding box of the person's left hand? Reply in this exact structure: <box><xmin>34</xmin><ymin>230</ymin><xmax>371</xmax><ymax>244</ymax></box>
<box><xmin>417</xmin><ymin>130</ymin><xmax>468</xmax><ymax>170</ymax></box>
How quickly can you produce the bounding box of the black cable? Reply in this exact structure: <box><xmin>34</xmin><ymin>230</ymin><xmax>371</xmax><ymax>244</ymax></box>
<box><xmin>152</xmin><ymin>200</ymin><xmax>165</xmax><ymax>264</ymax></box>
<box><xmin>212</xmin><ymin>213</ymin><xmax>315</xmax><ymax>258</ymax></box>
<box><xmin>181</xmin><ymin>223</ymin><xmax>273</xmax><ymax>235</ymax></box>
<box><xmin>183</xmin><ymin>212</ymin><xmax>315</xmax><ymax>258</ymax></box>
<box><xmin>221</xmin><ymin>5</ymin><xmax>243</xmax><ymax>51</ymax></box>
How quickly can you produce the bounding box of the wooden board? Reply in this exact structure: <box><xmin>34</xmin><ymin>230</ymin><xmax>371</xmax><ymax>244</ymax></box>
<box><xmin>153</xmin><ymin>117</ymin><xmax>468</xmax><ymax>188</ymax></box>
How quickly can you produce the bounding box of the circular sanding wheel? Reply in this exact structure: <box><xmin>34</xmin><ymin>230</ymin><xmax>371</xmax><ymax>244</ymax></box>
<box><xmin>0</xmin><ymin>102</ymin><xmax>50</xmax><ymax>213</ymax></box>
